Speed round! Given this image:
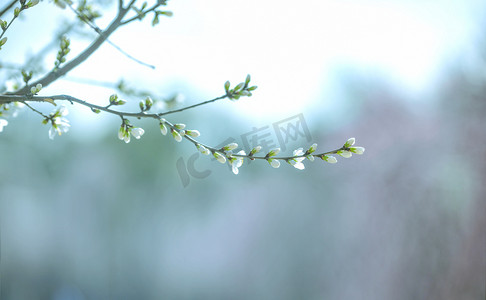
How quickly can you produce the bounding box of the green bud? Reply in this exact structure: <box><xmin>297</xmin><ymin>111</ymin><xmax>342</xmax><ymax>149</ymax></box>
<box><xmin>224</xmin><ymin>81</ymin><xmax>230</xmax><ymax>92</ymax></box>
<box><xmin>0</xmin><ymin>37</ymin><xmax>7</xmax><ymax>47</ymax></box>
<box><xmin>267</xmin><ymin>148</ymin><xmax>280</xmax><ymax>157</ymax></box>
<box><xmin>139</xmin><ymin>101</ymin><xmax>144</xmax><ymax>110</ymax></box>
<box><xmin>233</xmin><ymin>82</ymin><xmax>244</xmax><ymax>92</ymax></box>
<box><xmin>28</xmin><ymin>0</ymin><xmax>39</xmax><ymax>7</ymax></box>
<box><xmin>145</xmin><ymin>97</ymin><xmax>153</xmax><ymax>108</ymax></box>
<box><xmin>249</xmin><ymin>146</ymin><xmax>262</xmax><ymax>156</ymax></box>
<box><xmin>245</xmin><ymin>74</ymin><xmax>251</xmax><ymax>85</ymax></box>
<box><xmin>14</xmin><ymin>7</ymin><xmax>20</xmax><ymax>17</ymax></box>
<box><xmin>109</xmin><ymin>94</ymin><xmax>118</xmax><ymax>103</ymax></box>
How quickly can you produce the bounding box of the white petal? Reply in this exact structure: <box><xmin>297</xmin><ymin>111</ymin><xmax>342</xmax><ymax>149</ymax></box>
<box><xmin>48</xmin><ymin>127</ymin><xmax>56</xmax><ymax>139</ymax></box>
<box><xmin>160</xmin><ymin>123</ymin><xmax>168</xmax><ymax>135</ymax></box>
<box><xmin>338</xmin><ymin>150</ymin><xmax>352</xmax><ymax>158</ymax></box>
<box><xmin>0</xmin><ymin>119</ymin><xmax>8</xmax><ymax>132</ymax></box>
<box><xmin>324</xmin><ymin>155</ymin><xmax>337</xmax><ymax>163</ymax></box>
<box><xmin>224</xmin><ymin>143</ymin><xmax>238</xmax><ymax>151</ymax></box>
<box><xmin>293</xmin><ymin>148</ymin><xmax>304</xmax><ymax>156</ymax></box>
<box><xmin>131</xmin><ymin>127</ymin><xmax>145</xmax><ymax>139</ymax></box>
<box><xmin>293</xmin><ymin>162</ymin><xmax>305</xmax><ymax>170</ymax></box>
<box><xmin>350</xmin><ymin>147</ymin><xmax>365</xmax><ymax>155</ymax></box>
<box><xmin>186</xmin><ymin>130</ymin><xmax>200</xmax><ymax>138</ymax></box>
<box><xmin>268</xmin><ymin>148</ymin><xmax>280</xmax><ymax>156</ymax></box>
<box><xmin>269</xmin><ymin>159</ymin><xmax>280</xmax><ymax>168</ymax></box>
<box><xmin>59</xmin><ymin>106</ymin><xmax>69</xmax><ymax>116</ymax></box>
<box><xmin>118</xmin><ymin>128</ymin><xmax>125</xmax><ymax>140</ymax></box>
<box><xmin>171</xmin><ymin>129</ymin><xmax>182</xmax><ymax>142</ymax></box>
<box><xmin>214</xmin><ymin>152</ymin><xmax>226</xmax><ymax>164</ymax></box>
<box><xmin>345</xmin><ymin>137</ymin><xmax>355</xmax><ymax>147</ymax></box>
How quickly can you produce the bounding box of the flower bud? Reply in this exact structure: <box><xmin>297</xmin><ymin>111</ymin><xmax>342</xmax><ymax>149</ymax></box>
<box><xmin>349</xmin><ymin>146</ymin><xmax>365</xmax><ymax>155</ymax></box>
<box><xmin>223</xmin><ymin>142</ymin><xmax>238</xmax><ymax>151</ymax></box>
<box><xmin>344</xmin><ymin>137</ymin><xmax>355</xmax><ymax>148</ymax></box>
<box><xmin>213</xmin><ymin>151</ymin><xmax>226</xmax><ymax>164</ymax></box>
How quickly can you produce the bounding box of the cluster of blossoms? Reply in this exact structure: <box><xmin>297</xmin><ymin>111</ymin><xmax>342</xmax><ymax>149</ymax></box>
<box><xmin>151</xmin><ymin>122</ymin><xmax>365</xmax><ymax>174</ymax></box>
<box><xmin>224</xmin><ymin>75</ymin><xmax>257</xmax><ymax>100</ymax></box>
<box><xmin>30</xmin><ymin>83</ymin><xmax>42</xmax><ymax>95</ymax></box>
<box><xmin>42</xmin><ymin>105</ymin><xmax>71</xmax><ymax>139</ymax></box>
<box><xmin>118</xmin><ymin>119</ymin><xmax>144</xmax><ymax>143</ymax></box>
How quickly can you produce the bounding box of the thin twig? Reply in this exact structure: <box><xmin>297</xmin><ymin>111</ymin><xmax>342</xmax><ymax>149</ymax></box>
<box><xmin>0</xmin><ymin>93</ymin><xmax>229</xmax><ymax>118</ymax></box>
<box><xmin>120</xmin><ymin>3</ymin><xmax>159</xmax><ymax>26</ymax></box>
<box><xmin>8</xmin><ymin>1</ymin><xmax>134</xmax><ymax>95</ymax></box>
<box><xmin>158</xmin><ymin>95</ymin><xmax>227</xmax><ymax>116</ymax></box>
<box><xmin>66</xmin><ymin>3</ymin><xmax>155</xmax><ymax>69</ymax></box>
<box><xmin>22</xmin><ymin>101</ymin><xmax>49</xmax><ymax>119</ymax></box>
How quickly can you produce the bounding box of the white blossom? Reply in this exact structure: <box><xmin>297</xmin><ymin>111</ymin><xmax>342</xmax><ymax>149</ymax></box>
<box><xmin>344</xmin><ymin>137</ymin><xmax>355</xmax><ymax>147</ymax></box>
<box><xmin>267</xmin><ymin>148</ymin><xmax>280</xmax><ymax>157</ymax></box>
<box><xmin>250</xmin><ymin>145</ymin><xmax>262</xmax><ymax>155</ymax></box>
<box><xmin>337</xmin><ymin>150</ymin><xmax>352</xmax><ymax>158</ymax></box>
<box><xmin>196</xmin><ymin>144</ymin><xmax>210</xmax><ymax>155</ymax></box>
<box><xmin>160</xmin><ymin>121</ymin><xmax>168</xmax><ymax>135</ymax></box>
<box><xmin>213</xmin><ymin>151</ymin><xmax>226</xmax><ymax>164</ymax></box>
<box><xmin>321</xmin><ymin>155</ymin><xmax>337</xmax><ymax>164</ymax></box>
<box><xmin>349</xmin><ymin>146</ymin><xmax>365</xmax><ymax>155</ymax></box>
<box><xmin>171</xmin><ymin>128</ymin><xmax>182</xmax><ymax>142</ymax></box>
<box><xmin>230</xmin><ymin>150</ymin><xmax>245</xmax><ymax>174</ymax></box>
<box><xmin>119</xmin><ymin>128</ymin><xmax>130</xmax><ymax>143</ymax></box>
<box><xmin>30</xmin><ymin>83</ymin><xmax>42</xmax><ymax>95</ymax></box>
<box><xmin>223</xmin><ymin>142</ymin><xmax>238</xmax><ymax>151</ymax></box>
<box><xmin>131</xmin><ymin>127</ymin><xmax>145</xmax><ymax>139</ymax></box>
<box><xmin>0</xmin><ymin>119</ymin><xmax>8</xmax><ymax>132</ymax></box>
<box><xmin>267</xmin><ymin>158</ymin><xmax>280</xmax><ymax>168</ymax></box>
<box><xmin>185</xmin><ymin>130</ymin><xmax>200</xmax><ymax>138</ymax></box>
<box><xmin>288</xmin><ymin>148</ymin><xmax>305</xmax><ymax>170</ymax></box>
<box><xmin>48</xmin><ymin>106</ymin><xmax>70</xmax><ymax>140</ymax></box>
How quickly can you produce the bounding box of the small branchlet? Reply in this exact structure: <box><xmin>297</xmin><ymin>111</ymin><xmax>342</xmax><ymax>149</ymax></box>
<box><xmin>108</xmin><ymin>94</ymin><xmax>126</xmax><ymax>108</ymax></box>
<box><xmin>21</xmin><ymin>70</ymin><xmax>34</xmax><ymax>86</ymax></box>
<box><xmin>122</xmin><ymin>0</ymin><xmax>172</xmax><ymax>26</ymax></box>
<box><xmin>54</xmin><ymin>36</ymin><xmax>71</xmax><ymax>71</ymax></box>
<box><xmin>224</xmin><ymin>74</ymin><xmax>257</xmax><ymax>100</ymax></box>
<box><xmin>0</xmin><ymin>0</ymin><xmax>39</xmax><ymax>49</ymax></box>
<box><xmin>76</xmin><ymin>0</ymin><xmax>102</xmax><ymax>23</ymax></box>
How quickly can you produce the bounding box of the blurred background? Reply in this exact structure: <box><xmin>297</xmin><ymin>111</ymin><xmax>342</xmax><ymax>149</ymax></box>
<box><xmin>1</xmin><ymin>0</ymin><xmax>485</xmax><ymax>299</ymax></box>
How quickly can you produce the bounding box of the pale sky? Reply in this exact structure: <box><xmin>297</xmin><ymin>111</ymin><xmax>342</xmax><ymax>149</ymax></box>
<box><xmin>3</xmin><ymin>0</ymin><xmax>485</xmax><ymax>130</ymax></box>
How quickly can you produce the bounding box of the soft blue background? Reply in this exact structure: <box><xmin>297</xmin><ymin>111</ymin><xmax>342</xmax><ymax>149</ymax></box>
<box><xmin>1</xmin><ymin>0</ymin><xmax>485</xmax><ymax>299</ymax></box>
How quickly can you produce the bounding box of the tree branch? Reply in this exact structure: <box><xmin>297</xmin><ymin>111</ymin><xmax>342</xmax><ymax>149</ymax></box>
<box><xmin>0</xmin><ymin>93</ymin><xmax>229</xmax><ymax>119</ymax></box>
<box><xmin>8</xmin><ymin>2</ymin><xmax>134</xmax><ymax>95</ymax></box>
<box><xmin>0</xmin><ymin>0</ymin><xmax>16</xmax><ymax>18</ymax></box>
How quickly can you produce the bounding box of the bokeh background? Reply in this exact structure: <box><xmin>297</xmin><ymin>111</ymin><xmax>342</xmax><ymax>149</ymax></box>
<box><xmin>1</xmin><ymin>0</ymin><xmax>485</xmax><ymax>299</ymax></box>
